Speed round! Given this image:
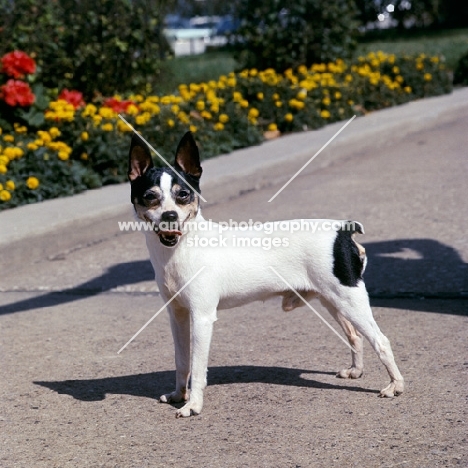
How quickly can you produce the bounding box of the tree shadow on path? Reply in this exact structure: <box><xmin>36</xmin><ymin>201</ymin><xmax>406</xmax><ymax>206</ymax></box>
<box><xmin>1</xmin><ymin>238</ymin><xmax>466</xmax><ymax>316</ymax></box>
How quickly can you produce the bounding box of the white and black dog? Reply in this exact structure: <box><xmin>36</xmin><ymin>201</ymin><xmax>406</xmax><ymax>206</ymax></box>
<box><xmin>128</xmin><ymin>131</ymin><xmax>404</xmax><ymax>418</ymax></box>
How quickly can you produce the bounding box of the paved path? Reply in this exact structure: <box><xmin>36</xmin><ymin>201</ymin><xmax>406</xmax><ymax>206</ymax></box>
<box><xmin>0</xmin><ymin>92</ymin><xmax>467</xmax><ymax>467</ymax></box>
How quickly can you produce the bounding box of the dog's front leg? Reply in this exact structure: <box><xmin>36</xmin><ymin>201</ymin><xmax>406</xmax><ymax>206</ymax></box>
<box><xmin>160</xmin><ymin>304</ymin><xmax>191</xmax><ymax>404</ymax></box>
<box><xmin>176</xmin><ymin>307</ymin><xmax>217</xmax><ymax>418</ymax></box>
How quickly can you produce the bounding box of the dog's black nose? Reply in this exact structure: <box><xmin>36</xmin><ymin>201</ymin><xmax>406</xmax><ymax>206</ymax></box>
<box><xmin>161</xmin><ymin>211</ymin><xmax>178</xmax><ymax>222</ymax></box>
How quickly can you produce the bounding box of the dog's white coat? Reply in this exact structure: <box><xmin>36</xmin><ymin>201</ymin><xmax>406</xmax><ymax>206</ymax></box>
<box><xmin>143</xmin><ymin>210</ymin><xmax>404</xmax><ymax>418</ymax></box>
<box><xmin>129</xmin><ymin>134</ymin><xmax>404</xmax><ymax>418</ymax></box>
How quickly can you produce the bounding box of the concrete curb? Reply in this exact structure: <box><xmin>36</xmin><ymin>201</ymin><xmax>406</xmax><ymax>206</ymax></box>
<box><xmin>2</xmin><ymin>87</ymin><xmax>468</xmax><ymax>270</ymax></box>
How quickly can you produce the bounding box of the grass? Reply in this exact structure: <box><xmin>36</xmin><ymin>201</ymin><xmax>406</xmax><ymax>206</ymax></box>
<box><xmin>157</xmin><ymin>50</ymin><xmax>238</xmax><ymax>94</ymax></box>
<box><xmin>155</xmin><ymin>28</ymin><xmax>468</xmax><ymax>92</ymax></box>
<box><xmin>356</xmin><ymin>28</ymin><xmax>468</xmax><ymax>70</ymax></box>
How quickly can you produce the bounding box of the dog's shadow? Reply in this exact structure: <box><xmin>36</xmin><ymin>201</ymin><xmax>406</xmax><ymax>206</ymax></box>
<box><xmin>33</xmin><ymin>365</ymin><xmax>379</xmax><ymax>403</ymax></box>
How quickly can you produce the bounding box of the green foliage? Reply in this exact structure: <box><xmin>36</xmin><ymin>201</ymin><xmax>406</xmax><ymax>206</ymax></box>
<box><xmin>0</xmin><ymin>52</ymin><xmax>453</xmax><ymax>210</ymax></box>
<box><xmin>0</xmin><ymin>0</ymin><xmax>171</xmax><ymax>99</ymax></box>
<box><xmin>454</xmin><ymin>50</ymin><xmax>468</xmax><ymax>85</ymax></box>
<box><xmin>229</xmin><ymin>0</ymin><xmax>359</xmax><ymax>72</ymax></box>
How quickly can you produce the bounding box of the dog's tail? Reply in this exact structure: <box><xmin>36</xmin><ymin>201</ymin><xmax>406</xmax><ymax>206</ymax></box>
<box><xmin>332</xmin><ymin>221</ymin><xmax>367</xmax><ymax>287</ymax></box>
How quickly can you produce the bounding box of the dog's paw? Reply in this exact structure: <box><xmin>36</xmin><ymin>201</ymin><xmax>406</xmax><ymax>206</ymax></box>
<box><xmin>336</xmin><ymin>366</ymin><xmax>363</xmax><ymax>379</ymax></box>
<box><xmin>379</xmin><ymin>380</ymin><xmax>404</xmax><ymax>398</ymax></box>
<box><xmin>175</xmin><ymin>400</ymin><xmax>203</xmax><ymax>418</ymax></box>
<box><xmin>159</xmin><ymin>390</ymin><xmax>189</xmax><ymax>404</ymax></box>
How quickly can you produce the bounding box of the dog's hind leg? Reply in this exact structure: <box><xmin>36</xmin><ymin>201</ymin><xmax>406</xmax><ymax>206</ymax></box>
<box><xmin>319</xmin><ymin>296</ymin><xmax>364</xmax><ymax>379</ymax></box>
<box><xmin>324</xmin><ymin>283</ymin><xmax>404</xmax><ymax>397</ymax></box>
<box><xmin>159</xmin><ymin>304</ymin><xmax>191</xmax><ymax>405</ymax></box>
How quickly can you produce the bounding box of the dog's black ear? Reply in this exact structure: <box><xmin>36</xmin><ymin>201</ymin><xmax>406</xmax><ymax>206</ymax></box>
<box><xmin>128</xmin><ymin>133</ymin><xmax>153</xmax><ymax>182</ymax></box>
<box><xmin>174</xmin><ymin>131</ymin><xmax>202</xmax><ymax>179</ymax></box>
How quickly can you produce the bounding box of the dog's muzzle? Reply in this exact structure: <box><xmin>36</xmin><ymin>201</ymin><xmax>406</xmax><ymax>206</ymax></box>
<box><xmin>156</xmin><ymin>211</ymin><xmax>182</xmax><ymax>247</ymax></box>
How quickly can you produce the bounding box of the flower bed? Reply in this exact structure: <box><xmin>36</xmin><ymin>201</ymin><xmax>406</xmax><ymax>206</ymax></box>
<box><xmin>0</xmin><ymin>51</ymin><xmax>452</xmax><ymax>210</ymax></box>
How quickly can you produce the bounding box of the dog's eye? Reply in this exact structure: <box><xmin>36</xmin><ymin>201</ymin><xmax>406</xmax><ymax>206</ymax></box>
<box><xmin>143</xmin><ymin>192</ymin><xmax>159</xmax><ymax>202</ymax></box>
<box><xmin>177</xmin><ymin>190</ymin><xmax>190</xmax><ymax>199</ymax></box>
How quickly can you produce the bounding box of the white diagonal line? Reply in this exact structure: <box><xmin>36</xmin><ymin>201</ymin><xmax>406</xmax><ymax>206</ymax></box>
<box><xmin>118</xmin><ymin>114</ymin><xmax>207</xmax><ymax>203</ymax></box>
<box><xmin>269</xmin><ymin>266</ymin><xmax>357</xmax><ymax>353</ymax></box>
<box><xmin>268</xmin><ymin>115</ymin><xmax>356</xmax><ymax>202</ymax></box>
<box><xmin>117</xmin><ymin>266</ymin><xmax>206</xmax><ymax>354</ymax></box>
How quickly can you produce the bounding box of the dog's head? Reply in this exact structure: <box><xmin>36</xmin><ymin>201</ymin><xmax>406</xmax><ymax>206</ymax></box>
<box><xmin>128</xmin><ymin>131</ymin><xmax>202</xmax><ymax>248</ymax></box>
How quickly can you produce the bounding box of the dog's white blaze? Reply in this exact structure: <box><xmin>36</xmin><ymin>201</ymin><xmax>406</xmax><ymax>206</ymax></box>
<box><xmin>160</xmin><ymin>172</ymin><xmax>173</xmax><ymax>200</ymax></box>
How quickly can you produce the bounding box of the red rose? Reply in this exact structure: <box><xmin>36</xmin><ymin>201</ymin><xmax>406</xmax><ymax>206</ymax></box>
<box><xmin>1</xmin><ymin>79</ymin><xmax>35</xmax><ymax>107</ymax></box>
<box><xmin>58</xmin><ymin>89</ymin><xmax>85</xmax><ymax>109</ymax></box>
<box><xmin>103</xmin><ymin>97</ymin><xmax>137</xmax><ymax>113</ymax></box>
<box><xmin>1</xmin><ymin>51</ymin><xmax>36</xmax><ymax>79</ymax></box>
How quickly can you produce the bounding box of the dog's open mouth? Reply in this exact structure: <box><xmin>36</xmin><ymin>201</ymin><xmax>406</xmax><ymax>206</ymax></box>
<box><xmin>157</xmin><ymin>230</ymin><xmax>182</xmax><ymax>247</ymax></box>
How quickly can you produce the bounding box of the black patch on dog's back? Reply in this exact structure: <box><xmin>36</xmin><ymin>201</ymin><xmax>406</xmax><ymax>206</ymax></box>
<box><xmin>333</xmin><ymin>224</ymin><xmax>363</xmax><ymax>287</ymax></box>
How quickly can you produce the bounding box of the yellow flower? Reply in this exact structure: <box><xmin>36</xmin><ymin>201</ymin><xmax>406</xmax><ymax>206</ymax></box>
<box><xmin>430</xmin><ymin>56</ymin><xmax>440</xmax><ymax>63</ymax></box>
<box><xmin>81</xmin><ymin>153</ymin><xmax>88</xmax><ymax>160</ymax></box>
<box><xmin>249</xmin><ymin>68</ymin><xmax>258</xmax><ymax>77</ymax></box>
<box><xmin>297</xmin><ymin>91</ymin><xmax>307</xmax><ymax>101</ymax></box>
<box><xmin>322</xmin><ymin>97</ymin><xmax>331</xmax><ymax>106</ymax></box>
<box><xmin>0</xmin><ymin>189</ymin><xmax>11</xmax><ymax>201</ymax></box>
<box><xmin>101</xmin><ymin>123</ymin><xmax>114</xmax><ymax>132</ymax></box>
<box><xmin>82</xmin><ymin>104</ymin><xmax>97</xmax><ymax>117</ymax></box>
<box><xmin>213</xmin><ymin>122</ymin><xmax>224</xmax><ymax>131</ymax></box>
<box><xmin>272</xmin><ymin>93</ymin><xmax>280</xmax><ymax>100</ymax></box>
<box><xmin>195</xmin><ymin>101</ymin><xmax>205</xmax><ymax>111</ymax></box>
<box><xmin>26</xmin><ymin>176</ymin><xmax>40</xmax><ymax>189</ymax></box>
<box><xmin>81</xmin><ymin>131</ymin><xmax>89</xmax><ymax>141</ymax></box>
<box><xmin>167</xmin><ymin>119</ymin><xmax>175</xmax><ymax>128</ymax></box>
<box><xmin>135</xmin><ymin>112</ymin><xmax>151</xmax><ymax>126</ymax></box>
<box><xmin>5</xmin><ymin>180</ymin><xmax>15</xmax><ymax>190</ymax></box>
<box><xmin>404</xmin><ymin>86</ymin><xmax>412</xmax><ymax>93</ymax></box>
<box><xmin>284</xmin><ymin>113</ymin><xmax>294</xmax><ymax>123</ymax></box>
<box><xmin>189</xmin><ymin>125</ymin><xmax>198</xmax><ymax>133</ymax></box>
<box><xmin>93</xmin><ymin>115</ymin><xmax>103</xmax><ymax>126</ymax></box>
<box><xmin>257</xmin><ymin>92</ymin><xmax>264</xmax><ymax>100</ymax></box>
<box><xmin>178</xmin><ymin>111</ymin><xmax>190</xmax><ymax>124</ymax></box>
<box><xmin>335</xmin><ymin>91</ymin><xmax>342</xmax><ymax>100</ymax></box>
<box><xmin>268</xmin><ymin>123</ymin><xmax>278</xmax><ymax>131</ymax></box>
<box><xmin>58</xmin><ymin>151</ymin><xmax>69</xmax><ymax>161</ymax></box>
<box><xmin>49</xmin><ymin>127</ymin><xmax>61</xmax><ymax>138</ymax></box>
<box><xmin>3</xmin><ymin>135</ymin><xmax>14</xmax><ymax>143</ymax></box>
<box><xmin>219</xmin><ymin>114</ymin><xmax>229</xmax><ymax>124</ymax></box>
<box><xmin>275</xmin><ymin>101</ymin><xmax>283</xmax><ymax>108</ymax></box>
<box><xmin>232</xmin><ymin>91</ymin><xmax>242</xmax><ymax>103</ymax></box>
<box><xmin>99</xmin><ymin>107</ymin><xmax>116</xmax><ymax>119</ymax></box>
<box><xmin>320</xmin><ymin>110</ymin><xmax>331</xmax><ymax>119</ymax></box>
<box><xmin>126</xmin><ymin>104</ymin><xmax>139</xmax><ymax>116</ymax></box>
<box><xmin>171</xmin><ymin>104</ymin><xmax>180</xmax><ymax>114</ymax></box>
<box><xmin>14</xmin><ymin>123</ymin><xmax>27</xmax><ymax>134</ymax></box>
<box><xmin>0</xmin><ymin>164</ymin><xmax>7</xmax><ymax>174</ymax></box>
<box><xmin>4</xmin><ymin>147</ymin><xmax>23</xmax><ymax>159</ymax></box>
<box><xmin>416</xmin><ymin>62</ymin><xmax>424</xmax><ymax>71</ymax></box>
<box><xmin>200</xmin><ymin>111</ymin><xmax>212</xmax><ymax>120</ymax></box>
<box><xmin>248</xmin><ymin>108</ymin><xmax>259</xmax><ymax>119</ymax></box>
<box><xmin>0</xmin><ymin>183</ymin><xmax>2</xmax><ymax>190</ymax></box>
<box><xmin>117</xmin><ymin>120</ymin><xmax>132</xmax><ymax>132</ymax></box>
<box><xmin>240</xmin><ymin>99</ymin><xmax>249</xmax><ymax>108</ymax></box>
<box><xmin>392</xmin><ymin>66</ymin><xmax>400</xmax><ymax>74</ymax></box>
<box><xmin>37</xmin><ymin>131</ymin><xmax>52</xmax><ymax>144</ymax></box>
<box><xmin>424</xmin><ymin>73</ymin><xmax>432</xmax><ymax>81</ymax></box>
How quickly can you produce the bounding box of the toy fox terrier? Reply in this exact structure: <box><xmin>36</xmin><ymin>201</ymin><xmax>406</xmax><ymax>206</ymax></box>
<box><xmin>128</xmin><ymin>131</ymin><xmax>404</xmax><ymax>418</ymax></box>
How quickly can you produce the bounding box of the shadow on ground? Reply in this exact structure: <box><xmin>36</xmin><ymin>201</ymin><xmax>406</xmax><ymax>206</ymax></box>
<box><xmin>33</xmin><ymin>365</ymin><xmax>378</xmax><ymax>402</ymax></box>
<box><xmin>1</xmin><ymin>238</ymin><xmax>466</xmax><ymax>316</ymax></box>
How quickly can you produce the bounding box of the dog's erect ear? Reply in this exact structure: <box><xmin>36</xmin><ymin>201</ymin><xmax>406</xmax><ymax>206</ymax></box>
<box><xmin>128</xmin><ymin>133</ymin><xmax>153</xmax><ymax>182</ymax></box>
<box><xmin>174</xmin><ymin>131</ymin><xmax>202</xmax><ymax>179</ymax></box>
